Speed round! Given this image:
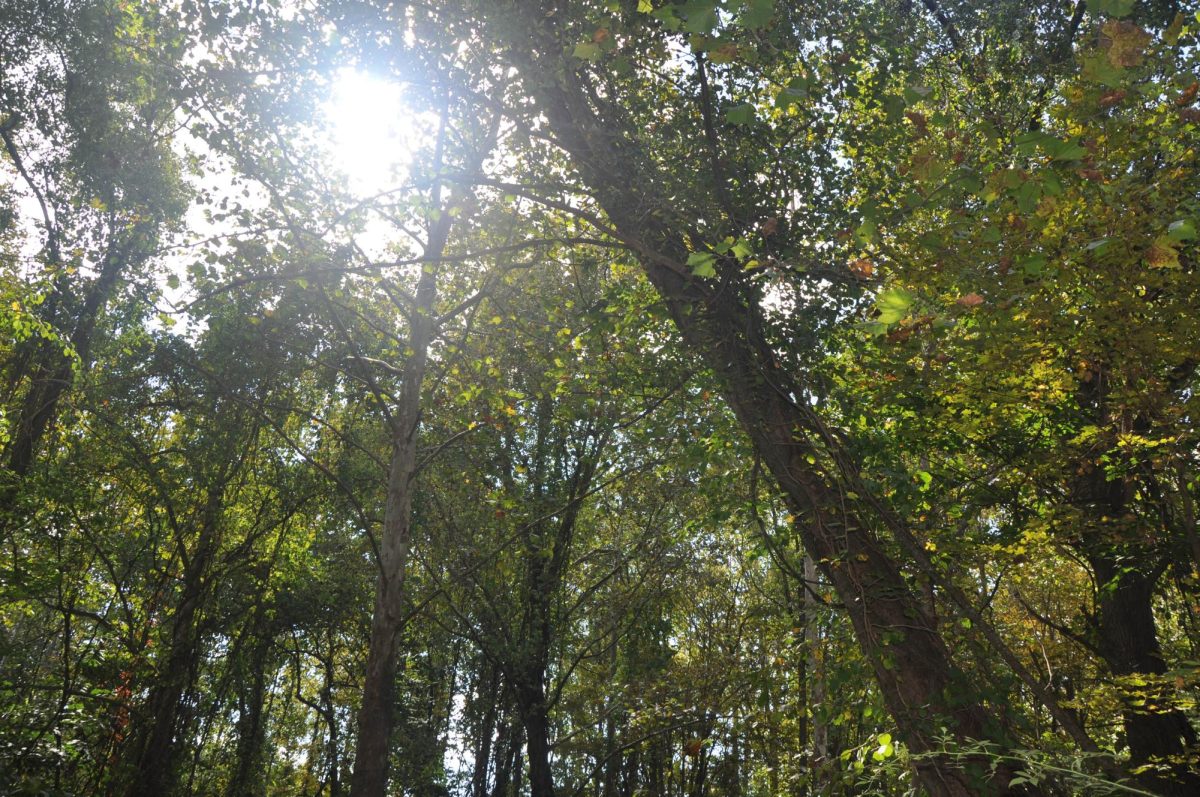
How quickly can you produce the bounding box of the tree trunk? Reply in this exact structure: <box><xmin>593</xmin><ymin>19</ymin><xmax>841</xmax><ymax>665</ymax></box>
<box><xmin>803</xmin><ymin>554</ymin><xmax>828</xmax><ymax>772</ymax></box>
<box><xmin>347</xmin><ymin>95</ymin><xmax>500</xmax><ymax>794</ymax></box>
<box><xmin>347</xmin><ymin>179</ymin><xmax>454</xmax><ymax>797</ymax></box>
<box><xmin>1090</xmin><ymin>556</ymin><xmax>1200</xmax><ymax>795</ymax></box>
<box><xmin>225</xmin><ymin>624</ymin><xmax>273</xmax><ymax>797</ymax></box>
<box><xmin>471</xmin><ymin>664</ymin><xmax>500</xmax><ymax>797</ymax></box>
<box><xmin>518</xmin><ymin>686</ymin><xmax>556</xmax><ymax>797</ymax></box>
<box><xmin>499</xmin><ymin>67</ymin><xmax>1027</xmax><ymax>797</ymax></box>
<box><xmin>3</xmin><ymin>239</ymin><xmax>134</xmax><ymax>485</ymax></box>
<box><xmin>125</xmin><ymin>489</ymin><xmax>222</xmax><ymax>797</ymax></box>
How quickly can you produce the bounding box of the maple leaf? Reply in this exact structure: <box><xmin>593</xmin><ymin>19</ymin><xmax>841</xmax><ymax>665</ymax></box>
<box><xmin>1101</xmin><ymin>21</ymin><xmax>1150</xmax><ymax>69</ymax></box>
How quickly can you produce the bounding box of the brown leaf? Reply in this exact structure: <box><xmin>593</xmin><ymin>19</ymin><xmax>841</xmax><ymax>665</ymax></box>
<box><xmin>1176</xmin><ymin>81</ymin><xmax>1198</xmax><ymax>107</ymax></box>
<box><xmin>848</xmin><ymin>258</ymin><xmax>874</xmax><ymax>278</ymax></box>
<box><xmin>904</xmin><ymin>111</ymin><xmax>928</xmax><ymax>136</ymax></box>
<box><xmin>956</xmin><ymin>292</ymin><xmax>985</xmax><ymax>307</ymax></box>
<box><xmin>1101</xmin><ymin>20</ymin><xmax>1150</xmax><ymax>68</ymax></box>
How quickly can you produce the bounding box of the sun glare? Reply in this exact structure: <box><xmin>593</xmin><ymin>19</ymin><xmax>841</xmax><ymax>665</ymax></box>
<box><xmin>324</xmin><ymin>68</ymin><xmax>414</xmax><ymax>195</ymax></box>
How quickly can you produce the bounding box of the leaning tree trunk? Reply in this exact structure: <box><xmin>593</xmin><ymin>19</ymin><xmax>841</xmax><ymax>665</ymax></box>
<box><xmin>498</xmin><ymin>14</ymin><xmax>1037</xmax><ymax>794</ymax></box>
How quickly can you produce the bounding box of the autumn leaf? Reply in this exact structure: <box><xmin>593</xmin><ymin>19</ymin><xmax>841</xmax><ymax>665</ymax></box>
<box><xmin>956</xmin><ymin>292</ymin><xmax>985</xmax><ymax>307</ymax></box>
<box><xmin>1101</xmin><ymin>20</ymin><xmax>1150</xmax><ymax>68</ymax></box>
<box><xmin>848</xmin><ymin>258</ymin><xmax>874</xmax><ymax>278</ymax></box>
<box><xmin>1145</xmin><ymin>237</ymin><xmax>1180</xmax><ymax>269</ymax></box>
<box><xmin>1176</xmin><ymin>82</ymin><xmax>1198</xmax><ymax>107</ymax></box>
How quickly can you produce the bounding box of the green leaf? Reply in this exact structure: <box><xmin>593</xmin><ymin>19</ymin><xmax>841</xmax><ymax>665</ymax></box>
<box><xmin>1014</xmin><ymin>180</ymin><xmax>1041</xmax><ymax>213</ymax></box>
<box><xmin>876</xmin><ymin>288</ymin><xmax>914</xmax><ymax>325</ymax></box>
<box><xmin>738</xmin><ymin>0</ymin><xmax>775</xmax><ymax>29</ymax></box>
<box><xmin>680</xmin><ymin>0</ymin><xmax>719</xmax><ymax>33</ymax></box>
<box><xmin>1019</xmin><ymin>254</ymin><xmax>1048</xmax><ymax>275</ymax></box>
<box><xmin>872</xmin><ymin>735</ymin><xmax>895</xmax><ymax>761</ymax></box>
<box><xmin>651</xmin><ymin>6</ymin><xmax>682</xmax><ymax>30</ymax></box>
<box><xmin>1087</xmin><ymin>0</ymin><xmax>1135</xmax><ymax>18</ymax></box>
<box><xmin>1081</xmin><ymin>53</ymin><xmax>1125</xmax><ymax>86</ymax></box>
<box><xmin>855</xmin><ymin>219</ymin><xmax>878</xmax><ymax>246</ymax></box>
<box><xmin>775</xmin><ymin>76</ymin><xmax>811</xmax><ymax>109</ymax></box>
<box><xmin>882</xmin><ymin>94</ymin><xmax>906</xmax><ymax>122</ymax></box>
<box><xmin>725</xmin><ymin>102</ymin><xmax>755</xmax><ymax>125</ymax></box>
<box><xmin>572</xmin><ymin>42</ymin><xmax>601</xmax><ymax>60</ymax></box>
<box><xmin>903</xmin><ymin>85</ymin><xmax>932</xmax><ymax>104</ymax></box>
<box><xmin>1044</xmin><ymin>138</ymin><xmax>1086</xmax><ymax>161</ymax></box>
<box><xmin>637</xmin><ymin>0</ymin><xmax>653</xmax><ymax>11</ymax></box>
<box><xmin>1167</xmin><ymin>219</ymin><xmax>1196</xmax><ymax>242</ymax></box>
<box><xmin>687</xmin><ymin>251</ymin><xmax>718</xmax><ymax>278</ymax></box>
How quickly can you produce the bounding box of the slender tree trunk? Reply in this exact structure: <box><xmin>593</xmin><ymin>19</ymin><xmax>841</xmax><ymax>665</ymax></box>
<box><xmin>348</xmin><ymin>96</ymin><xmax>499</xmax><ymax>796</ymax></box>
<box><xmin>471</xmin><ymin>665</ymin><xmax>500</xmax><ymax>797</ymax></box>
<box><xmin>490</xmin><ymin>711</ymin><xmax>519</xmax><ymax>797</ymax></box>
<box><xmin>347</xmin><ymin>165</ymin><xmax>455</xmax><ymax>797</ymax></box>
<box><xmin>803</xmin><ymin>555</ymin><xmax>827</xmax><ymax>772</ymax></box>
<box><xmin>125</xmin><ymin>489</ymin><xmax>222</xmax><ymax>797</ymax></box>
<box><xmin>225</xmin><ymin>626</ymin><xmax>273</xmax><ymax>797</ymax></box>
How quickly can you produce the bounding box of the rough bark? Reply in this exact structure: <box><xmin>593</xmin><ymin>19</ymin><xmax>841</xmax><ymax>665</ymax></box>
<box><xmin>1072</xmin><ymin>391</ymin><xmax>1200</xmax><ymax>794</ymax></box>
<box><xmin>516</xmin><ymin>682</ymin><xmax>556</xmax><ymax>797</ymax></box>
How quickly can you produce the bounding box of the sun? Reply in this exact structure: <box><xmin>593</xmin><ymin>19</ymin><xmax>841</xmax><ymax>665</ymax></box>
<box><xmin>323</xmin><ymin>68</ymin><xmax>415</xmax><ymax>196</ymax></box>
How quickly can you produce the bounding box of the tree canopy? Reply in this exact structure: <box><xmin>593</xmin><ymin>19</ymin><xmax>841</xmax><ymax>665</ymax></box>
<box><xmin>1</xmin><ymin>1</ymin><xmax>1198</xmax><ymax>796</ymax></box>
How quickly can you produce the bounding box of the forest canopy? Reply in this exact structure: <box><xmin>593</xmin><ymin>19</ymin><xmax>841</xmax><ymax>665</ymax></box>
<box><xmin>1</xmin><ymin>1</ymin><xmax>1199</xmax><ymax>796</ymax></box>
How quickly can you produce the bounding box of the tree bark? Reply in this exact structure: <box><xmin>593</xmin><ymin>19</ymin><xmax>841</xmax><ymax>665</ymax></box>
<box><xmin>225</xmin><ymin>614</ymin><xmax>274</xmax><ymax>797</ymax></box>
<box><xmin>1089</xmin><ymin>555</ymin><xmax>1200</xmax><ymax>796</ymax></box>
<box><xmin>517</xmin><ymin>682</ymin><xmax>557</xmax><ymax>797</ymax></box>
